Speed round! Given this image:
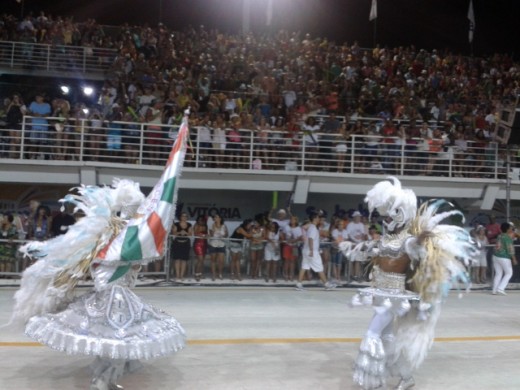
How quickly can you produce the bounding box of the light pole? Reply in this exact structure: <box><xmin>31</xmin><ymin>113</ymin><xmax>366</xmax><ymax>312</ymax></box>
<box><xmin>242</xmin><ymin>0</ymin><xmax>251</xmax><ymax>34</ymax></box>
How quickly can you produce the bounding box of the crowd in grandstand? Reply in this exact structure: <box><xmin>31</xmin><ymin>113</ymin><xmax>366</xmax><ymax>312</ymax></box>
<box><xmin>0</xmin><ymin>10</ymin><xmax>519</xmax><ymax>175</ymax></box>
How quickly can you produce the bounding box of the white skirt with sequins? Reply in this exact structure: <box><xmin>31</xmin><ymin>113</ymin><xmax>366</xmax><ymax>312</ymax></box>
<box><xmin>24</xmin><ymin>285</ymin><xmax>186</xmax><ymax>360</ymax></box>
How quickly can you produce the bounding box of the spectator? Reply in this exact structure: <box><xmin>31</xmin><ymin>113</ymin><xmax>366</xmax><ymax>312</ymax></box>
<box><xmin>264</xmin><ymin>221</ymin><xmax>281</xmax><ymax>283</ymax></box>
<box><xmin>331</xmin><ymin>218</ymin><xmax>348</xmax><ymax>283</ymax></box>
<box><xmin>144</xmin><ymin>101</ymin><xmax>165</xmax><ymax>164</ymax></box>
<box><xmin>471</xmin><ymin>225</ymin><xmax>489</xmax><ymax>284</ymax></box>
<box><xmin>486</xmin><ymin>215</ymin><xmax>501</xmax><ymax>245</ymax></box>
<box><xmin>121</xmin><ymin>112</ymin><xmax>140</xmax><ymax>163</ymax></box>
<box><xmin>192</xmin><ymin>215</ymin><xmax>208</xmax><ymax>282</ymax></box>
<box><xmin>28</xmin><ymin>204</ymin><xmax>52</xmax><ymax>241</ymax></box>
<box><xmin>282</xmin><ymin>216</ymin><xmax>303</xmax><ymax>282</ymax></box>
<box><xmin>229</xmin><ymin>219</ymin><xmax>253</xmax><ymax>281</ymax></box>
<box><xmin>50</xmin><ymin>203</ymin><xmax>76</xmax><ymax>237</ymax></box>
<box><xmin>320</xmin><ymin>112</ymin><xmax>342</xmax><ymax>171</ymax></box>
<box><xmin>318</xmin><ymin>212</ymin><xmax>332</xmax><ymax>279</ymax></box>
<box><xmin>27</xmin><ymin>93</ymin><xmax>51</xmax><ymax>159</ymax></box>
<box><xmin>197</xmin><ymin>114</ymin><xmax>213</xmax><ymax>167</ymax></box>
<box><xmin>211</xmin><ymin>114</ymin><xmax>227</xmax><ymax>168</ymax></box>
<box><xmin>170</xmin><ymin>212</ymin><xmax>192</xmax><ymax>281</ymax></box>
<box><xmin>295</xmin><ymin>212</ymin><xmax>336</xmax><ymax>291</ymax></box>
<box><xmin>208</xmin><ymin>213</ymin><xmax>228</xmax><ymax>281</ymax></box>
<box><xmin>381</xmin><ymin>119</ymin><xmax>399</xmax><ymax>172</ymax></box>
<box><xmin>6</xmin><ymin>94</ymin><xmax>26</xmax><ymax>158</ymax></box>
<box><xmin>0</xmin><ymin>214</ymin><xmax>18</xmax><ymax>275</ymax></box>
<box><xmin>328</xmin><ymin>121</ymin><xmax>349</xmax><ymax>173</ymax></box>
<box><xmin>492</xmin><ymin>222</ymin><xmax>517</xmax><ymax>295</ymax></box>
<box><xmin>105</xmin><ymin>103</ymin><xmax>124</xmax><ymax>162</ymax></box>
<box><xmin>249</xmin><ymin>220</ymin><xmax>265</xmax><ymax>279</ymax></box>
<box><xmin>301</xmin><ymin>116</ymin><xmax>320</xmax><ymax>169</ymax></box>
<box><xmin>345</xmin><ymin>211</ymin><xmax>368</xmax><ymax>281</ymax></box>
<box><xmin>255</xmin><ymin>116</ymin><xmax>271</xmax><ymax>168</ymax></box>
<box><xmin>270</xmin><ymin>208</ymin><xmax>291</xmax><ymax>231</ymax></box>
<box><xmin>422</xmin><ymin>128</ymin><xmax>447</xmax><ymax>175</ymax></box>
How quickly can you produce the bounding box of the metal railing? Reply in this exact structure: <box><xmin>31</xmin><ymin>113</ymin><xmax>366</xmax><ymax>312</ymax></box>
<box><xmin>0</xmin><ymin>236</ymin><xmax>345</xmax><ymax>283</ymax></box>
<box><xmin>0</xmin><ymin>115</ymin><xmax>513</xmax><ymax>179</ymax></box>
<box><xmin>0</xmin><ymin>236</ymin><xmax>516</xmax><ymax>284</ymax></box>
<box><xmin>0</xmin><ymin>40</ymin><xmax>117</xmax><ymax>75</ymax></box>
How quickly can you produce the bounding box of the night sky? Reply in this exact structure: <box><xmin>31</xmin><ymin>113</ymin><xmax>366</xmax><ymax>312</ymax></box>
<box><xmin>4</xmin><ymin>0</ymin><xmax>520</xmax><ymax>58</ymax></box>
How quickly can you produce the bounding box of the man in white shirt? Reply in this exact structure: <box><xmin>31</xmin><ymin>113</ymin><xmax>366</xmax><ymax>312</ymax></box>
<box><xmin>270</xmin><ymin>208</ymin><xmax>291</xmax><ymax>231</ymax></box>
<box><xmin>296</xmin><ymin>213</ymin><xmax>336</xmax><ymax>291</ymax></box>
<box><xmin>345</xmin><ymin>211</ymin><xmax>368</xmax><ymax>281</ymax></box>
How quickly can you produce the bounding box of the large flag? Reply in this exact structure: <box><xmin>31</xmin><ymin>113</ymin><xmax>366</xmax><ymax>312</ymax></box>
<box><xmin>467</xmin><ymin>0</ymin><xmax>475</xmax><ymax>43</ymax></box>
<box><xmin>369</xmin><ymin>0</ymin><xmax>377</xmax><ymax>21</ymax></box>
<box><xmin>98</xmin><ymin>115</ymin><xmax>189</xmax><ymax>282</ymax></box>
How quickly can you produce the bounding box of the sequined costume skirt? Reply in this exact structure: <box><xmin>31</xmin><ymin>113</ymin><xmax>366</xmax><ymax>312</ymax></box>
<box><xmin>351</xmin><ymin>266</ymin><xmax>419</xmax><ymax>310</ymax></box>
<box><xmin>25</xmin><ymin>285</ymin><xmax>186</xmax><ymax>360</ymax></box>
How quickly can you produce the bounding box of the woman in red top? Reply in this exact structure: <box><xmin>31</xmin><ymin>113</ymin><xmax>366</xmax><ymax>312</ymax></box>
<box><xmin>193</xmin><ymin>216</ymin><xmax>208</xmax><ymax>282</ymax></box>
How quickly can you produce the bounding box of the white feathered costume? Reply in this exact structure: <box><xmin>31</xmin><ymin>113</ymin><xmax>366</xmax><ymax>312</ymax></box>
<box><xmin>10</xmin><ymin>179</ymin><xmax>186</xmax><ymax>390</ymax></box>
<box><xmin>341</xmin><ymin>177</ymin><xmax>477</xmax><ymax>390</ymax></box>
<box><xmin>10</xmin><ymin>116</ymin><xmax>190</xmax><ymax>390</ymax></box>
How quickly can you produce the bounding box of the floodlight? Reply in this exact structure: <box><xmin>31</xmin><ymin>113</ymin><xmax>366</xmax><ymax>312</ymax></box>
<box><xmin>83</xmin><ymin>86</ymin><xmax>94</xmax><ymax>96</ymax></box>
<box><xmin>60</xmin><ymin>85</ymin><xmax>70</xmax><ymax>94</ymax></box>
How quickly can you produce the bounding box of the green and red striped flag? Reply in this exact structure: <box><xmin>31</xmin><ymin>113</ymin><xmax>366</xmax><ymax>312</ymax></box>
<box><xmin>98</xmin><ymin>116</ymin><xmax>189</xmax><ymax>282</ymax></box>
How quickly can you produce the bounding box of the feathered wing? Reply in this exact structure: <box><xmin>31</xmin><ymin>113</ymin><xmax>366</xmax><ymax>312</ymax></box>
<box><xmin>11</xmin><ymin>200</ymin><xmax>116</xmax><ymax>325</ymax></box>
<box><xmin>388</xmin><ymin>199</ymin><xmax>478</xmax><ymax>376</ymax></box>
<box><xmin>407</xmin><ymin>199</ymin><xmax>478</xmax><ymax>302</ymax></box>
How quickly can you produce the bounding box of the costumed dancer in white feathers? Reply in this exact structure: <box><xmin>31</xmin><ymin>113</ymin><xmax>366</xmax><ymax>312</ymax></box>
<box><xmin>340</xmin><ymin>177</ymin><xmax>477</xmax><ymax>390</ymax></box>
<box><xmin>9</xmin><ymin>113</ymin><xmax>191</xmax><ymax>390</ymax></box>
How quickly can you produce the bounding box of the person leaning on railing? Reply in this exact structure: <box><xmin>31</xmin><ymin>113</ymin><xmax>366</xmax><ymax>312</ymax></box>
<box><xmin>192</xmin><ymin>215</ymin><xmax>208</xmax><ymax>282</ymax></box>
<box><xmin>301</xmin><ymin>116</ymin><xmax>320</xmax><ymax>170</ymax></box>
<box><xmin>6</xmin><ymin>94</ymin><xmax>27</xmax><ymax>158</ymax></box>
<box><xmin>27</xmin><ymin>93</ymin><xmax>51</xmax><ymax>159</ymax></box>
<box><xmin>229</xmin><ymin>219</ymin><xmax>254</xmax><ymax>281</ymax></box>
<box><xmin>208</xmin><ymin>213</ymin><xmax>228</xmax><ymax>280</ymax></box>
<box><xmin>263</xmin><ymin>220</ymin><xmax>282</xmax><ymax>283</ymax></box>
<box><xmin>170</xmin><ymin>212</ymin><xmax>192</xmax><ymax>282</ymax></box>
<box><xmin>282</xmin><ymin>216</ymin><xmax>303</xmax><ymax>282</ymax></box>
<box><xmin>0</xmin><ymin>214</ymin><xmax>18</xmax><ymax>276</ymax></box>
<box><xmin>422</xmin><ymin>128</ymin><xmax>447</xmax><ymax>176</ymax></box>
<box><xmin>249</xmin><ymin>220</ymin><xmax>266</xmax><ymax>279</ymax></box>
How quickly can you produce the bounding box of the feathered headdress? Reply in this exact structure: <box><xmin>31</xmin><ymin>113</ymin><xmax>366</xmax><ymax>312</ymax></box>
<box><xmin>365</xmin><ymin>176</ymin><xmax>417</xmax><ymax>232</ymax></box>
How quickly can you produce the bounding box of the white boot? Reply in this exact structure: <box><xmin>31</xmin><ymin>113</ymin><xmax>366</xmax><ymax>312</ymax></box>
<box><xmin>395</xmin><ymin>377</ymin><xmax>415</xmax><ymax>390</ymax></box>
<box><xmin>90</xmin><ymin>377</ymin><xmax>109</xmax><ymax>390</ymax></box>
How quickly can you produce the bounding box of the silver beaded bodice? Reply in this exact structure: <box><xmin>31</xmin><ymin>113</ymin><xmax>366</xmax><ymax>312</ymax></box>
<box><xmin>377</xmin><ymin>230</ymin><xmax>412</xmax><ymax>259</ymax></box>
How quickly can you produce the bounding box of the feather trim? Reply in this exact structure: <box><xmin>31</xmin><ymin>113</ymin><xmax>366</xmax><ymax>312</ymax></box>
<box><xmin>407</xmin><ymin>200</ymin><xmax>477</xmax><ymax>303</ymax></box>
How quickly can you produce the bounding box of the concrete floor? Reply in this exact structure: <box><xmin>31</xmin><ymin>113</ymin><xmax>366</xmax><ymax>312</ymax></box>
<box><xmin>1</xmin><ymin>285</ymin><xmax>519</xmax><ymax>390</ymax></box>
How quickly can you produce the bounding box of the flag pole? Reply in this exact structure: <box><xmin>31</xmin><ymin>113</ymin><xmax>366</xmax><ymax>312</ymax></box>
<box><xmin>369</xmin><ymin>0</ymin><xmax>378</xmax><ymax>48</ymax></box>
<box><xmin>467</xmin><ymin>0</ymin><xmax>475</xmax><ymax>57</ymax></box>
<box><xmin>373</xmin><ymin>18</ymin><xmax>377</xmax><ymax>48</ymax></box>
